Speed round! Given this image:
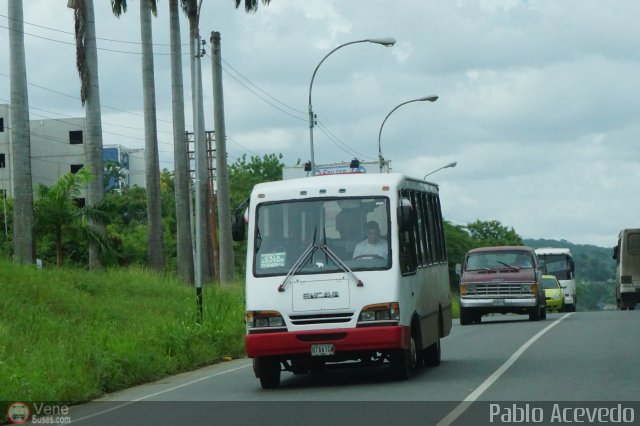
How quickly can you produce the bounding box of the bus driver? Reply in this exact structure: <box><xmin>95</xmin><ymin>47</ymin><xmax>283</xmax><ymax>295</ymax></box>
<box><xmin>353</xmin><ymin>221</ymin><xmax>388</xmax><ymax>259</ymax></box>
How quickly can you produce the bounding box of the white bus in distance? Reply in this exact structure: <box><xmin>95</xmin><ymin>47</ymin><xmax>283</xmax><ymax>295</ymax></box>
<box><xmin>613</xmin><ymin>228</ymin><xmax>640</xmax><ymax>310</ymax></box>
<box><xmin>235</xmin><ymin>173</ymin><xmax>452</xmax><ymax>389</ymax></box>
<box><xmin>534</xmin><ymin>248</ymin><xmax>577</xmax><ymax>312</ymax></box>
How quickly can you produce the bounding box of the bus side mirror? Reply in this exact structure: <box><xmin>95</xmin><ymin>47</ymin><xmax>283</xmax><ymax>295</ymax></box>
<box><xmin>612</xmin><ymin>246</ymin><xmax>619</xmax><ymax>260</ymax></box>
<box><xmin>232</xmin><ymin>215</ymin><xmax>245</xmax><ymax>241</ymax></box>
<box><xmin>455</xmin><ymin>263</ymin><xmax>462</xmax><ymax>276</ymax></box>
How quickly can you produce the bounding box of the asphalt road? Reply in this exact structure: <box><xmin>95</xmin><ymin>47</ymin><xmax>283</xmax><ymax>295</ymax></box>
<box><xmin>62</xmin><ymin>310</ymin><xmax>640</xmax><ymax>426</ymax></box>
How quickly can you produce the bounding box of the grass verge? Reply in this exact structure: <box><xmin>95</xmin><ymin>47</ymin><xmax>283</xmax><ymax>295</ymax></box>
<box><xmin>0</xmin><ymin>259</ymin><xmax>245</xmax><ymax>411</ymax></box>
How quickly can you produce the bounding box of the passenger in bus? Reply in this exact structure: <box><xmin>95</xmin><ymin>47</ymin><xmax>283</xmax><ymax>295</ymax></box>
<box><xmin>353</xmin><ymin>221</ymin><xmax>388</xmax><ymax>259</ymax></box>
<box><xmin>336</xmin><ymin>208</ymin><xmax>363</xmax><ymax>257</ymax></box>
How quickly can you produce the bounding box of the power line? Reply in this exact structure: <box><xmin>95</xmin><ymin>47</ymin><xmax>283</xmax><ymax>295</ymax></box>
<box><xmin>0</xmin><ymin>72</ymin><xmax>176</xmax><ymax>126</ymax></box>
<box><xmin>0</xmin><ymin>13</ymin><xmax>187</xmax><ymax>47</ymax></box>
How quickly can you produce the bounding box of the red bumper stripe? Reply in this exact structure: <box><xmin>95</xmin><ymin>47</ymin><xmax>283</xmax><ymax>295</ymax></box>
<box><xmin>246</xmin><ymin>325</ymin><xmax>410</xmax><ymax>357</ymax></box>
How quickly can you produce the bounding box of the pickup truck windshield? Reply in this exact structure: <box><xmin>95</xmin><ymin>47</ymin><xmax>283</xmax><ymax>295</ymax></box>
<box><xmin>253</xmin><ymin>197</ymin><xmax>390</xmax><ymax>277</ymax></box>
<box><xmin>466</xmin><ymin>251</ymin><xmax>534</xmax><ymax>271</ymax></box>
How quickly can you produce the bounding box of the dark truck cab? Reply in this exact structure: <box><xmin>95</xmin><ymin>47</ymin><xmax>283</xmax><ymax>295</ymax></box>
<box><xmin>457</xmin><ymin>246</ymin><xmax>546</xmax><ymax>325</ymax></box>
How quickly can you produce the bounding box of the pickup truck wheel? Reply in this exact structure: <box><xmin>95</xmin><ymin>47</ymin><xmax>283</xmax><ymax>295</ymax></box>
<box><xmin>459</xmin><ymin>307</ymin><xmax>472</xmax><ymax>326</ymax></box>
<box><xmin>529</xmin><ymin>306</ymin><xmax>541</xmax><ymax>321</ymax></box>
<box><xmin>256</xmin><ymin>357</ymin><xmax>281</xmax><ymax>389</ymax></box>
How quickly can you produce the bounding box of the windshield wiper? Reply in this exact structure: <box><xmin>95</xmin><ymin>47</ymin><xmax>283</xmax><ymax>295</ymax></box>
<box><xmin>320</xmin><ymin>244</ymin><xmax>364</xmax><ymax>287</ymax></box>
<box><xmin>278</xmin><ymin>228</ymin><xmax>318</xmax><ymax>293</ymax></box>
<box><xmin>497</xmin><ymin>261</ymin><xmax>519</xmax><ymax>270</ymax></box>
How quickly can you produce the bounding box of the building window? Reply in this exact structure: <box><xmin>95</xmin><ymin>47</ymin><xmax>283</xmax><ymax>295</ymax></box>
<box><xmin>0</xmin><ymin>153</ymin><xmax>5</xmax><ymax>168</ymax></box>
<box><xmin>0</xmin><ymin>117</ymin><xmax>4</xmax><ymax>132</ymax></box>
<box><xmin>70</xmin><ymin>164</ymin><xmax>84</xmax><ymax>174</ymax></box>
<box><xmin>69</xmin><ymin>130</ymin><xmax>83</xmax><ymax>145</ymax></box>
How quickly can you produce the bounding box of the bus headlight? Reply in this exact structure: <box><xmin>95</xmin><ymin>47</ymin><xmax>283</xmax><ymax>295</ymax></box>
<box><xmin>358</xmin><ymin>302</ymin><xmax>399</xmax><ymax>325</ymax></box>
<box><xmin>246</xmin><ymin>310</ymin><xmax>286</xmax><ymax>331</ymax></box>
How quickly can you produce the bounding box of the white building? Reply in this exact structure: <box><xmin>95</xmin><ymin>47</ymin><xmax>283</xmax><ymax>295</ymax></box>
<box><xmin>0</xmin><ymin>104</ymin><xmax>145</xmax><ymax>199</ymax></box>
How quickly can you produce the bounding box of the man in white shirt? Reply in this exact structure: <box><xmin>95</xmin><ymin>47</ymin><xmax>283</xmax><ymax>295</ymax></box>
<box><xmin>353</xmin><ymin>221</ymin><xmax>388</xmax><ymax>259</ymax></box>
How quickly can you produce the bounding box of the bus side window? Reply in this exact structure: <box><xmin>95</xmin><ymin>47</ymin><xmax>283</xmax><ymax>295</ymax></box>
<box><xmin>398</xmin><ymin>194</ymin><xmax>417</xmax><ymax>275</ymax></box>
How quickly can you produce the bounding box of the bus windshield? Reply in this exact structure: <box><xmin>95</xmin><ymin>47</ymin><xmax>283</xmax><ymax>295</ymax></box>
<box><xmin>538</xmin><ymin>254</ymin><xmax>571</xmax><ymax>280</ymax></box>
<box><xmin>253</xmin><ymin>197</ymin><xmax>390</xmax><ymax>277</ymax></box>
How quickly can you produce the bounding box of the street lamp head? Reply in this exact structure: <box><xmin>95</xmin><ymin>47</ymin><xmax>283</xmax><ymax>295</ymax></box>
<box><xmin>419</xmin><ymin>95</ymin><xmax>439</xmax><ymax>102</ymax></box>
<box><xmin>423</xmin><ymin>161</ymin><xmax>457</xmax><ymax>179</ymax></box>
<box><xmin>366</xmin><ymin>37</ymin><xmax>396</xmax><ymax>47</ymax></box>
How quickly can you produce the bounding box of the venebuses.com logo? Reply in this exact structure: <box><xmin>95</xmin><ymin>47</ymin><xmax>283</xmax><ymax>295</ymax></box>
<box><xmin>6</xmin><ymin>402</ymin><xmax>71</xmax><ymax>425</ymax></box>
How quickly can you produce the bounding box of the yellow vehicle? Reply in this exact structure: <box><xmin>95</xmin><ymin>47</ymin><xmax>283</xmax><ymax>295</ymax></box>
<box><xmin>541</xmin><ymin>275</ymin><xmax>564</xmax><ymax>312</ymax></box>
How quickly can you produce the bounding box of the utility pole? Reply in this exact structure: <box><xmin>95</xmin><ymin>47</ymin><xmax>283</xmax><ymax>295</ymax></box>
<box><xmin>193</xmin><ymin>33</ymin><xmax>205</xmax><ymax>319</ymax></box>
<box><xmin>210</xmin><ymin>31</ymin><xmax>235</xmax><ymax>285</ymax></box>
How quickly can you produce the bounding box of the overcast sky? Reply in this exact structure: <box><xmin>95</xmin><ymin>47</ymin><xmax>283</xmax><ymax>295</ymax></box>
<box><xmin>2</xmin><ymin>0</ymin><xmax>639</xmax><ymax>248</ymax></box>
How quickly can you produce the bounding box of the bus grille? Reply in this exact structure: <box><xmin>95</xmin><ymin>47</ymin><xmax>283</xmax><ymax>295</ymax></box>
<box><xmin>467</xmin><ymin>283</ymin><xmax>525</xmax><ymax>296</ymax></box>
<box><xmin>289</xmin><ymin>312</ymin><xmax>354</xmax><ymax>325</ymax></box>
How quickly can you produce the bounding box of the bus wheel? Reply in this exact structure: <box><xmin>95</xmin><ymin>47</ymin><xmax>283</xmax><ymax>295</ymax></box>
<box><xmin>392</xmin><ymin>335</ymin><xmax>416</xmax><ymax>380</ymax></box>
<box><xmin>423</xmin><ymin>336</ymin><xmax>441</xmax><ymax>367</ymax></box>
<box><xmin>256</xmin><ymin>357</ymin><xmax>281</xmax><ymax>389</ymax></box>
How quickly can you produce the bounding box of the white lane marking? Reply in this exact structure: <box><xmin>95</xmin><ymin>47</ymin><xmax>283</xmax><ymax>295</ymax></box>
<box><xmin>70</xmin><ymin>362</ymin><xmax>252</xmax><ymax>424</ymax></box>
<box><xmin>436</xmin><ymin>313</ymin><xmax>574</xmax><ymax>426</ymax></box>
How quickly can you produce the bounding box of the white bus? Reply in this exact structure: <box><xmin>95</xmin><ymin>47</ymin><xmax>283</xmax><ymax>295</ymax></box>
<box><xmin>235</xmin><ymin>173</ymin><xmax>452</xmax><ymax>388</ymax></box>
<box><xmin>534</xmin><ymin>248</ymin><xmax>577</xmax><ymax>312</ymax></box>
<box><xmin>613</xmin><ymin>228</ymin><xmax>640</xmax><ymax>310</ymax></box>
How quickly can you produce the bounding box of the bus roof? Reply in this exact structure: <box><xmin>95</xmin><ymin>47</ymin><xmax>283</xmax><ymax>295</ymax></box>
<box><xmin>251</xmin><ymin>173</ymin><xmax>439</xmax><ymax>201</ymax></box>
<box><xmin>534</xmin><ymin>248</ymin><xmax>572</xmax><ymax>256</ymax></box>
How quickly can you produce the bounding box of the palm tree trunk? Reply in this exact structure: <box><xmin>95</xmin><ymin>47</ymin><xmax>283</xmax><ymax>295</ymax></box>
<box><xmin>140</xmin><ymin>0</ymin><xmax>165</xmax><ymax>271</ymax></box>
<box><xmin>169</xmin><ymin>0</ymin><xmax>194</xmax><ymax>283</ymax></box>
<box><xmin>9</xmin><ymin>0</ymin><xmax>35</xmax><ymax>264</ymax></box>
<box><xmin>82</xmin><ymin>0</ymin><xmax>106</xmax><ymax>269</ymax></box>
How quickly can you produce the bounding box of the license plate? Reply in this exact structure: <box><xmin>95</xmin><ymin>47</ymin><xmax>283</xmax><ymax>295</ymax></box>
<box><xmin>311</xmin><ymin>343</ymin><xmax>335</xmax><ymax>357</ymax></box>
<box><xmin>493</xmin><ymin>299</ymin><xmax>505</xmax><ymax>306</ymax></box>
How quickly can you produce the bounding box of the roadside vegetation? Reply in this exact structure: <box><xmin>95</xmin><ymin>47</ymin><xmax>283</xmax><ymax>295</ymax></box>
<box><xmin>0</xmin><ymin>259</ymin><xmax>245</xmax><ymax>407</ymax></box>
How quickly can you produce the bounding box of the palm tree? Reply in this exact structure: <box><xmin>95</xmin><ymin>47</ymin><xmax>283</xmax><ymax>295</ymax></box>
<box><xmin>169</xmin><ymin>0</ymin><xmax>194</xmax><ymax>283</ymax></box>
<box><xmin>67</xmin><ymin>0</ymin><xmax>106</xmax><ymax>269</ymax></box>
<box><xmin>9</xmin><ymin>0</ymin><xmax>35</xmax><ymax>264</ymax></box>
<box><xmin>111</xmin><ymin>0</ymin><xmax>165</xmax><ymax>272</ymax></box>
<box><xmin>34</xmin><ymin>168</ymin><xmax>109</xmax><ymax>266</ymax></box>
<box><xmin>234</xmin><ymin>0</ymin><xmax>271</xmax><ymax>12</ymax></box>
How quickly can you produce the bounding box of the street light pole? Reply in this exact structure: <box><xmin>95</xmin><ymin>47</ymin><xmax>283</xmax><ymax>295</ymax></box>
<box><xmin>308</xmin><ymin>37</ymin><xmax>396</xmax><ymax>175</ymax></box>
<box><xmin>377</xmin><ymin>95</ymin><xmax>438</xmax><ymax>172</ymax></box>
<box><xmin>423</xmin><ymin>161</ymin><xmax>457</xmax><ymax>180</ymax></box>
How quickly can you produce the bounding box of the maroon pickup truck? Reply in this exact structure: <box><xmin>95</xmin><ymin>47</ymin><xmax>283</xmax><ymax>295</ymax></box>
<box><xmin>457</xmin><ymin>246</ymin><xmax>547</xmax><ymax>325</ymax></box>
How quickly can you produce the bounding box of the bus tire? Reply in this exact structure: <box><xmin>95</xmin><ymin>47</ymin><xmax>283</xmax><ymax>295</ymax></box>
<box><xmin>392</xmin><ymin>334</ymin><xmax>416</xmax><ymax>380</ymax></box>
<box><xmin>256</xmin><ymin>357</ymin><xmax>281</xmax><ymax>389</ymax></box>
<box><xmin>423</xmin><ymin>336</ymin><xmax>441</xmax><ymax>367</ymax></box>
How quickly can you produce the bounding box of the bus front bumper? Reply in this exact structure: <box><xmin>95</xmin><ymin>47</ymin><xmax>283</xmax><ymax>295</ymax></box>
<box><xmin>245</xmin><ymin>325</ymin><xmax>410</xmax><ymax>358</ymax></box>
